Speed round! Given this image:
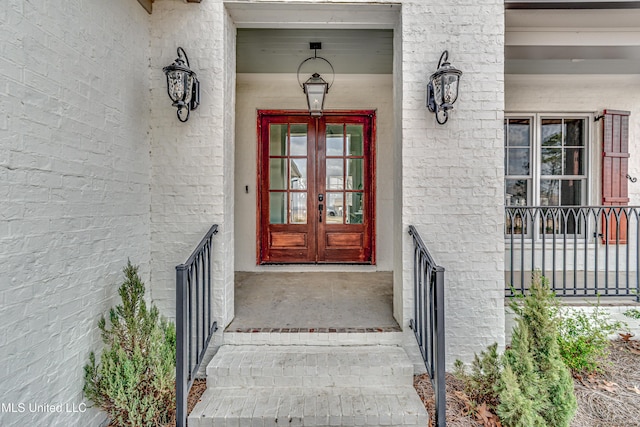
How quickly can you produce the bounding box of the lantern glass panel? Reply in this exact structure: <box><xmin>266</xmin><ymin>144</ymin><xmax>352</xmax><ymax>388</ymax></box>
<box><xmin>305</xmin><ymin>82</ymin><xmax>327</xmax><ymax>117</ymax></box>
<box><xmin>442</xmin><ymin>74</ymin><xmax>460</xmax><ymax>106</ymax></box>
<box><xmin>184</xmin><ymin>74</ymin><xmax>194</xmax><ymax>105</ymax></box>
<box><xmin>431</xmin><ymin>76</ymin><xmax>443</xmax><ymax>108</ymax></box>
<box><xmin>167</xmin><ymin>70</ymin><xmax>186</xmax><ymax>103</ymax></box>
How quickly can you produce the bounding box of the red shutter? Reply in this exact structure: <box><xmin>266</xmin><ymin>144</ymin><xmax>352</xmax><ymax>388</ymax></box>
<box><xmin>602</xmin><ymin>109</ymin><xmax>631</xmax><ymax>244</ymax></box>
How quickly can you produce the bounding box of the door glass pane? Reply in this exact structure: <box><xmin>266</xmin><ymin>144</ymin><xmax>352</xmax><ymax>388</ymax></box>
<box><xmin>542</xmin><ymin>119</ymin><xmax>562</xmax><ymax>146</ymax></box>
<box><xmin>347</xmin><ymin>159</ymin><xmax>364</xmax><ymax>190</ymax></box>
<box><xmin>327</xmin><ymin>192</ymin><xmax>344</xmax><ymax>224</ymax></box>
<box><xmin>507</xmin><ymin>148</ymin><xmax>530</xmax><ymax>175</ymax></box>
<box><xmin>269</xmin><ymin>159</ymin><xmax>287</xmax><ymax>189</ymax></box>
<box><xmin>269</xmin><ymin>124</ymin><xmax>287</xmax><ymax>156</ymax></box>
<box><xmin>347</xmin><ymin>193</ymin><xmax>364</xmax><ymax>224</ymax></box>
<box><xmin>269</xmin><ymin>192</ymin><xmax>287</xmax><ymax>224</ymax></box>
<box><xmin>346</xmin><ymin>125</ymin><xmax>363</xmax><ymax>156</ymax></box>
<box><xmin>326</xmin><ymin>124</ymin><xmax>344</xmax><ymax>156</ymax></box>
<box><xmin>326</xmin><ymin>159</ymin><xmax>344</xmax><ymax>190</ymax></box>
<box><xmin>290</xmin><ymin>193</ymin><xmax>307</xmax><ymax>224</ymax></box>
<box><xmin>540</xmin><ymin>179</ymin><xmax>559</xmax><ymax>206</ymax></box>
<box><xmin>290</xmin><ymin>124</ymin><xmax>308</xmax><ymax>156</ymax></box>
<box><xmin>290</xmin><ymin>159</ymin><xmax>307</xmax><ymax>190</ymax></box>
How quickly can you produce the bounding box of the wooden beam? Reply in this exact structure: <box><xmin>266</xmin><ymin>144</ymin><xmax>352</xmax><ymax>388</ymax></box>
<box><xmin>137</xmin><ymin>0</ymin><xmax>152</xmax><ymax>14</ymax></box>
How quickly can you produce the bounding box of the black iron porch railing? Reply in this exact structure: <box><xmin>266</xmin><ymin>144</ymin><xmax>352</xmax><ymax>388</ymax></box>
<box><xmin>408</xmin><ymin>225</ymin><xmax>446</xmax><ymax>427</ymax></box>
<box><xmin>506</xmin><ymin>206</ymin><xmax>640</xmax><ymax>301</ymax></box>
<box><xmin>175</xmin><ymin>224</ymin><xmax>219</xmax><ymax>427</ymax></box>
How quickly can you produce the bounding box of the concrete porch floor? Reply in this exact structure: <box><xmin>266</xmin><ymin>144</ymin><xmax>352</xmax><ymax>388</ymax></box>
<box><xmin>226</xmin><ymin>271</ymin><xmax>400</xmax><ymax>331</ymax></box>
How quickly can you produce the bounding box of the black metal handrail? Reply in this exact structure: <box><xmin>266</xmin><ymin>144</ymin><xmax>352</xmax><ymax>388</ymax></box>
<box><xmin>409</xmin><ymin>225</ymin><xmax>446</xmax><ymax>427</ymax></box>
<box><xmin>176</xmin><ymin>224</ymin><xmax>219</xmax><ymax>427</ymax></box>
<box><xmin>506</xmin><ymin>206</ymin><xmax>640</xmax><ymax>301</ymax></box>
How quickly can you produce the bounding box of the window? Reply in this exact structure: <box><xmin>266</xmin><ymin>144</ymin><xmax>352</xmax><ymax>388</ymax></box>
<box><xmin>505</xmin><ymin>115</ymin><xmax>588</xmax><ymax>207</ymax></box>
<box><xmin>505</xmin><ymin>114</ymin><xmax>590</xmax><ymax>235</ymax></box>
<box><xmin>505</xmin><ymin>118</ymin><xmax>532</xmax><ymax>207</ymax></box>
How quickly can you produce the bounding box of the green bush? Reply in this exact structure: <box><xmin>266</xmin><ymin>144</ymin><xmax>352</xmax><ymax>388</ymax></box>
<box><xmin>499</xmin><ymin>273</ymin><xmax>576</xmax><ymax>427</ymax></box>
<box><xmin>84</xmin><ymin>261</ymin><xmax>176</xmax><ymax>427</ymax></box>
<box><xmin>458</xmin><ymin>273</ymin><xmax>577</xmax><ymax>427</ymax></box>
<box><xmin>624</xmin><ymin>308</ymin><xmax>640</xmax><ymax>319</ymax></box>
<box><xmin>557</xmin><ymin>301</ymin><xmax>624</xmax><ymax>374</ymax></box>
<box><xmin>497</xmin><ymin>321</ymin><xmax>546</xmax><ymax>427</ymax></box>
<box><xmin>454</xmin><ymin>343</ymin><xmax>502</xmax><ymax>412</ymax></box>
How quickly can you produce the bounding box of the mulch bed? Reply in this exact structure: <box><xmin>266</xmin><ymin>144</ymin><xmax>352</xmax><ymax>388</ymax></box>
<box><xmin>414</xmin><ymin>339</ymin><xmax>640</xmax><ymax>427</ymax></box>
<box><xmin>163</xmin><ymin>379</ymin><xmax>207</xmax><ymax>427</ymax></box>
<box><xmin>112</xmin><ymin>340</ymin><xmax>640</xmax><ymax>426</ymax></box>
<box><xmin>108</xmin><ymin>379</ymin><xmax>208</xmax><ymax>427</ymax></box>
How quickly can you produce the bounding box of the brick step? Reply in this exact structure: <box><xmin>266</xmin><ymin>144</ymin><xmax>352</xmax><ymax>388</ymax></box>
<box><xmin>222</xmin><ymin>331</ymin><xmax>404</xmax><ymax>347</ymax></box>
<box><xmin>206</xmin><ymin>345</ymin><xmax>414</xmax><ymax>388</ymax></box>
<box><xmin>188</xmin><ymin>386</ymin><xmax>428</xmax><ymax>427</ymax></box>
<box><xmin>190</xmin><ymin>344</ymin><xmax>428</xmax><ymax>426</ymax></box>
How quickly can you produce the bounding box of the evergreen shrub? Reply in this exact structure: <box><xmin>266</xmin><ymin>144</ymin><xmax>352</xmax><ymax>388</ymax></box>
<box><xmin>457</xmin><ymin>273</ymin><xmax>578</xmax><ymax>427</ymax></box>
<box><xmin>83</xmin><ymin>261</ymin><xmax>176</xmax><ymax>427</ymax></box>
<box><xmin>499</xmin><ymin>273</ymin><xmax>576</xmax><ymax>427</ymax></box>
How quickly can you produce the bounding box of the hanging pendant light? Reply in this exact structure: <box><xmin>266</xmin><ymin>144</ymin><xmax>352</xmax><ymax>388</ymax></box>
<box><xmin>297</xmin><ymin>42</ymin><xmax>334</xmax><ymax>117</ymax></box>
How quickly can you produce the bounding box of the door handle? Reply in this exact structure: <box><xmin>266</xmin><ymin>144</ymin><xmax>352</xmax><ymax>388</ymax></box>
<box><xmin>319</xmin><ymin>203</ymin><xmax>323</xmax><ymax>223</ymax></box>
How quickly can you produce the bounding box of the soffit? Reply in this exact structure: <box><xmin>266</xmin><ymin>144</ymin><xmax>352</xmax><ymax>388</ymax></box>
<box><xmin>505</xmin><ymin>9</ymin><xmax>640</xmax><ymax>73</ymax></box>
<box><xmin>236</xmin><ymin>29</ymin><xmax>393</xmax><ymax>74</ymax></box>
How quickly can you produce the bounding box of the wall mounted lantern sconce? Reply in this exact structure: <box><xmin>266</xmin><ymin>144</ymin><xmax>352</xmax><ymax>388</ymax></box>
<box><xmin>163</xmin><ymin>47</ymin><xmax>200</xmax><ymax>122</ymax></box>
<box><xmin>427</xmin><ymin>50</ymin><xmax>462</xmax><ymax>125</ymax></box>
<box><xmin>297</xmin><ymin>42</ymin><xmax>334</xmax><ymax>117</ymax></box>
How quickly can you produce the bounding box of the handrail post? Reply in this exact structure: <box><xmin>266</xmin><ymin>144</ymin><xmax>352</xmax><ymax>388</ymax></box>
<box><xmin>409</xmin><ymin>225</ymin><xmax>446</xmax><ymax>427</ymax></box>
<box><xmin>434</xmin><ymin>266</ymin><xmax>446</xmax><ymax>427</ymax></box>
<box><xmin>175</xmin><ymin>224</ymin><xmax>219</xmax><ymax>427</ymax></box>
<box><xmin>176</xmin><ymin>264</ymin><xmax>188</xmax><ymax>427</ymax></box>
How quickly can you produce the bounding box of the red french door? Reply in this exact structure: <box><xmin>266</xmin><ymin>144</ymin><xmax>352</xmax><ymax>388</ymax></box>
<box><xmin>257</xmin><ymin>110</ymin><xmax>376</xmax><ymax>264</ymax></box>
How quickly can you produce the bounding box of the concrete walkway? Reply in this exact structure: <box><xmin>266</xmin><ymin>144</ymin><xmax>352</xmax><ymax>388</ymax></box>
<box><xmin>228</xmin><ymin>272</ymin><xmax>400</xmax><ymax>331</ymax></box>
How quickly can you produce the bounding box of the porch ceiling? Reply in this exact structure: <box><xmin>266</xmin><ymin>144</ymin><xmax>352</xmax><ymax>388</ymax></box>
<box><xmin>505</xmin><ymin>9</ymin><xmax>640</xmax><ymax>74</ymax></box>
<box><xmin>236</xmin><ymin>29</ymin><xmax>393</xmax><ymax>74</ymax></box>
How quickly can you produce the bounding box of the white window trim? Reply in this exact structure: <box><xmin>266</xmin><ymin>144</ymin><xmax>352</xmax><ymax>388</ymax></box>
<box><xmin>505</xmin><ymin>112</ymin><xmax>596</xmax><ymax>241</ymax></box>
<box><xmin>505</xmin><ymin>112</ymin><xmax>595</xmax><ymax>207</ymax></box>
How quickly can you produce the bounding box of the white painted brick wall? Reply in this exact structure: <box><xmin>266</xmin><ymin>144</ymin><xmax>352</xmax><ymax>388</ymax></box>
<box><xmin>150</xmin><ymin>0</ymin><xmax>235</xmax><ymax>329</ymax></box>
<box><xmin>0</xmin><ymin>0</ymin><xmax>151</xmax><ymax>425</ymax></box>
<box><xmin>399</xmin><ymin>0</ymin><xmax>507</xmax><ymax>365</ymax></box>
